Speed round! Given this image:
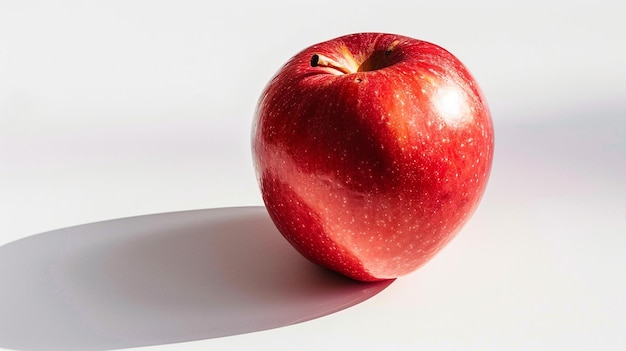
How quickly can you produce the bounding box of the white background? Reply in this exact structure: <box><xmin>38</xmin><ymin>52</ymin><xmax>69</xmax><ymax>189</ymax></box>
<box><xmin>1</xmin><ymin>1</ymin><xmax>625</xmax><ymax>350</ymax></box>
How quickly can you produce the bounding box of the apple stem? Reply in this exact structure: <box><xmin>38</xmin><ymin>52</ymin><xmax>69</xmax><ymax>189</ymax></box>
<box><xmin>310</xmin><ymin>54</ymin><xmax>352</xmax><ymax>75</ymax></box>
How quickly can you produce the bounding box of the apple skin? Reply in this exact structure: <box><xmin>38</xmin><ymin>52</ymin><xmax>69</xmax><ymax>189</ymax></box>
<box><xmin>252</xmin><ymin>33</ymin><xmax>493</xmax><ymax>282</ymax></box>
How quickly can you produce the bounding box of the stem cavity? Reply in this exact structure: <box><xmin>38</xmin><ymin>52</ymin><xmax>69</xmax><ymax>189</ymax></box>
<box><xmin>310</xmin><ymin>39</ymin><xmax>401</xmax><ymax>75</ymax></box>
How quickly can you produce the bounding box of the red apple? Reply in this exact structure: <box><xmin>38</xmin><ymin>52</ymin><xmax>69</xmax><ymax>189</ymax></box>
<box><xmin>252</xmin><ymin>33</ymin><xmax>493</xmax><ymax>282</ymax></box>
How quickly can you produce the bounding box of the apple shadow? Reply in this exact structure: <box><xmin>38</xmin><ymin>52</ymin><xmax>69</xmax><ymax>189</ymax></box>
<box><xmin>0</xmin><ymin>206</ymin><xmax>393</xmax><ymax>351</ymax></box>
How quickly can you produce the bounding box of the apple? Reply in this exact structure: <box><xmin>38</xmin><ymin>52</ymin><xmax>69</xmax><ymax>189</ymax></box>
<box><xmin>251</xmin><ymin>33</ymin><xmax>493</xmax><ymax>282</ymax></box>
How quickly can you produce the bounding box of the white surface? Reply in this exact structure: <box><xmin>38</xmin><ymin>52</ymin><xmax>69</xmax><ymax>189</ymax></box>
<box><xmin>1</xmin><ymin>1</ymin><xmax>625</xmax><ymax>350</ymax></box>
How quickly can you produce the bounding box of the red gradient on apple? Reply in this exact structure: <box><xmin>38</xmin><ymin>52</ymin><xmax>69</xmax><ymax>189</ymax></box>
<box><xmin>252</xmin><ymin>33</ymin><xmax>494</xmax><ymax>282</ymax></box>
